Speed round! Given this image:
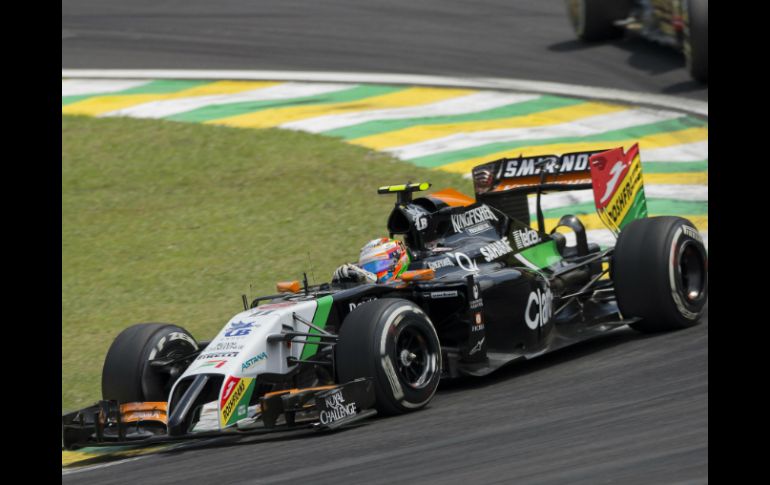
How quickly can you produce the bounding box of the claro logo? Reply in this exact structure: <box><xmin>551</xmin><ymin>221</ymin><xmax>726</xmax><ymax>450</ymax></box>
<box><xmin>525</xmin><ymin>287</ymin><xmax>553</xmax><ymax>330</ymax></box>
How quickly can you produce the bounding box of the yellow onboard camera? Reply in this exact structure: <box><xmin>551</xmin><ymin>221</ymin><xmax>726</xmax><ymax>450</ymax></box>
<box><xmin>377</xmin><ymin>182</ymin><xmax>432</xmax><ymax>204</ymax></box>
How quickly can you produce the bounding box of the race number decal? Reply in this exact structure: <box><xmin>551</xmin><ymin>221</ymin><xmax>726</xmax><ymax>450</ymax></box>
<box><xmin>220</xmin><ymin>376</ymin><xmax>255</xmax><ymax>427</ymax></box>
<box><xmin>589</xmin><ymin>144</ymin><xmax>648</xmax><ymax>234</ymax></box>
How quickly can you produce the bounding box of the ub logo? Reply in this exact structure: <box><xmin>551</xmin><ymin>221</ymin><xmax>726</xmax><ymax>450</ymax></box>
<box><xmin>225</xmin><ymin>321</ymin><xmax>253</xmax><ymax>337</ymax></box>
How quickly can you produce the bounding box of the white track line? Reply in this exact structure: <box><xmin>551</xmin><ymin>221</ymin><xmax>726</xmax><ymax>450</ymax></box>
<box><xmin>279</xmin><ymin>92</ymin><xmax>541</xmax><ymax>133</ymax></box>
<box><xmin>62</xmin><ymin>456</ymin><xmax>150</xmax><ymax>476</ymax></box>
<box><xmin>385</xmin><ymin>108</ymin><xmax>682</xmax><ymax>160</ymax></box>
<box><xmin>645</xmin><ymin>184</ymin><xmax>708</xmax><ymax>201</ymax></box>
<box><xmin>529</xmin><ymin>185</ymin><xmax>708</xmax><ymax>213</ymax></box>
<box><xmin>100</xmin><ymin>82</ymin><xmax>356</xmax><ymax>119</ymax></box>
<box><xmin>642</xmin><ymin>141</ymin><xmax>708</xmax><ymax>162</ymax></box>
<box><xmin>62</xmin><ymin>79</ymin><xmax>152</xmax><ymax>97</ymax></box>
<box><xmin>61</xmin><ymin>69</ymin><xmax>708</xmax><ymax>117</ymax></box>
<box><xmin>532</xmin><ymin>190</ymin><xmax>595</xmax><ymax>212</ymax></box>
<box><xmin>563</xmin><ymin>229</ymin><xmax>708</xmax><ymax>250</ymax></box>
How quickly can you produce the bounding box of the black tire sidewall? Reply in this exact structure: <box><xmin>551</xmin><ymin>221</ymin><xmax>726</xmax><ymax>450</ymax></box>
<box><xmin>568</xmin><ymin>0</ymin><xmax>631</xmax><ymax>41</ymax></box>
<box><xmin>101</xmin><ymin>323</ymin><xmax>198</xmax><ymax>403</ymax></box>
<box><xmin>613</xmin><ymin>217</ymin><xmax>708</xmax><ymax>332</ymax></box>
<box><xmin>668</xmin><ymin>231</ymin><xmax>708</xmax><ymax>321</ymax></box>
<box><xmin>337</xmin><ymin>299</ymin><xmax>442</xmax><ymax>415</ymax></box>
<box><xmin>684</xmin><ymin>0</ymin><xmax>708</xmax><ymax>82</ymax></box>
<box><xmin>379</xmin><ymin>304</ymin><xmax>442</xmax><ymax>413</ymax></box>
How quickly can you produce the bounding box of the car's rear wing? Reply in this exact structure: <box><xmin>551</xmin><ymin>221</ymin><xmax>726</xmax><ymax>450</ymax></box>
<box><xmin>472</xmin><ymin>146</ymin><xmax>647</xmax><ymax>234</ymax></box>
<box><xmin>472</xmin><ymin>149</ymin><xmax>606</xmax><ymax>226</ymax></box>
<box><xmin>472</xmin><ymin>150</ymin><xmax>606</xmax><ymax>195</ymax></box>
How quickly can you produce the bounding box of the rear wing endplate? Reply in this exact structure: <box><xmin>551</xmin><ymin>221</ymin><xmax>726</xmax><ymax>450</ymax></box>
<box><xmin>588</xmin><ymin>144</ymin><xmax>648</xmax><ymax>235</ymax></box>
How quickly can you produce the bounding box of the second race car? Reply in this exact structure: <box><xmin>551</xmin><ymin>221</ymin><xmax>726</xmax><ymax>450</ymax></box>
<box><xmin>565</xmin><ymin>0</ymin><xmax>708</xmax><ymax>82</ymax></box>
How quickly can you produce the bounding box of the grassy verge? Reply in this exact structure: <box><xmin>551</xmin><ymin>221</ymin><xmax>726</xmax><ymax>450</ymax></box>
<box><xmin>62</xmin><ymin>115</ymin><xmax>471</xmax><ymax>409</ymax></box>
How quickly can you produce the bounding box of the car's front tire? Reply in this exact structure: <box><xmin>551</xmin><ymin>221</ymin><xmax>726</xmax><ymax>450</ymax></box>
<box><xmin>612</xmin><ymin>217</ymin><xmax>708</xmax><ymax>333</ymax></box>
<box><xmin>102</xmin><ymin>323</ymin><xmax>199</xmax><ymax>403</ymax></box>
<box><xmin>336</xmin><ymin>299</ymin><xmax>442</xmax><ymax>415</ymax></box>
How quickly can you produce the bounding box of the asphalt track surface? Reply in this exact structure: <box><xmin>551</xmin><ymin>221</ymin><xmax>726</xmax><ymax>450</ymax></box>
<box><xmin>63</xmin><ymin>313</ymin><xmax>708</xmax><ymax>484</ymax></box>
<box><xmin>62</xmin><ymin>0</ymin><xmax>707</xmax><ymax>101</ymax></box>
<box><xmin>62</xmin><ymin>0</ymin><xmax>708</xmax><ymax>482</ymax></box>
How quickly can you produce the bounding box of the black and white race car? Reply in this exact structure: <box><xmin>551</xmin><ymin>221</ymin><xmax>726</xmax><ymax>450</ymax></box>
<box><xmin>63</xmin><ymin>144</ymin><xmax>708</xmax><ymax>449</ymax></box>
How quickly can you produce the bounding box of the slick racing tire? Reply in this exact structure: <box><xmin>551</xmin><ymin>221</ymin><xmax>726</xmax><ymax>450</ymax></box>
<box><xmin>612</xmin><ymin>217</ymin><xmax>708</xmax><ymax>333</ymax></box>
<box><xmin>337</xmin><ymin>299</ymin><xmax>442</xmax><ymax>415</ymax></box>
<box><xmin>102</xmin><ymin>323</ymin><xmax>199</xmax><ymax>403</ymax></box>
<box><xmin>565</xmin><ymin>0</ymin><xmax>632</xmax><ymax>41</ymax></box>
<box><xmin>684</xmin><ymin>0</ymin><xmax>708</xmax><ymax>82</ymax></box>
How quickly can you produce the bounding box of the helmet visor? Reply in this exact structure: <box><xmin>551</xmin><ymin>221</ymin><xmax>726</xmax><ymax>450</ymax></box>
<box><xmin>361</xmin><ymin>259</ymin><xmax>394</xmax><ymax>275</ymax></box>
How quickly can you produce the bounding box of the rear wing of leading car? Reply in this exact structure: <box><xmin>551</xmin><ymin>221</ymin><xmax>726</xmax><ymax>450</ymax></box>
<box><xmin>471</xmin><ymin>145</ymin><xmax>647</xmax><ymax>233</ymax></box>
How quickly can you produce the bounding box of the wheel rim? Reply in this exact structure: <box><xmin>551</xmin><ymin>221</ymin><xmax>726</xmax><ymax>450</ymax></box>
<box><xmin>678</xmin><ymin>241</ymin><xmax>706</xmax><ymax>303</ymax></box>
<box><xmin>393</xmin><ymin>322</ymin><xmax>439</xmax><ymax>390</ymax></box>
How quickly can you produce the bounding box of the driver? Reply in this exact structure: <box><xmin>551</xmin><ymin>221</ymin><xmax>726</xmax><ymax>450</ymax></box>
<box><xmin>332</xmin><ymin>238</ymin><xmax>410</xmax><ymax>284</ymax></box>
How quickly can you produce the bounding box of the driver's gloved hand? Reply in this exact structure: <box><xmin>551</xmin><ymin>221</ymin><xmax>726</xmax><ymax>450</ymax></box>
<box><xmin>332</xmin><ymin>263</ymin><xmax>377</xmax><ymax>284</ymax></box>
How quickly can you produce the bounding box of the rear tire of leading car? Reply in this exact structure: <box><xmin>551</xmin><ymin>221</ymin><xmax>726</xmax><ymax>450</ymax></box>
<box><xmin>102</xmin><ymin>323</ymin><xmax>199</xmax><ymax>403</ymax></box>
<box><xmin>566</xmin><ymin>0</ymin><xmax>632</xmax><ymax>41</ymax></box>
<box><xmin>612</xmin><ymin>217</ymin><xmax>708</xmax><ymax>333</ymax></box>
<box><xmin>336</xmin><ymin>299</ymin><xmax>442</xmax><ymax>415</ymax></box>
<box><xmin>684</xmin><ymin>0</ymin><xmax>708</xmax><ymax>83</ymax></box>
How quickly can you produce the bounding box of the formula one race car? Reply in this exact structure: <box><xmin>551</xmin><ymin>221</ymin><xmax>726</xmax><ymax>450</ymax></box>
<box><xmin>565</xmin><ymin>0</ymin><xmax>708</xmax><ymax>82</ymax></box>
<box><xmin>62</xmin><ymin>144</ymin><xmax>708</xmax><ymax>449</ymax></box>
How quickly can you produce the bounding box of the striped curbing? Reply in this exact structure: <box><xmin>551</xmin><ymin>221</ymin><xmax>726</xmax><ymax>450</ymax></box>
<box><xmin>61</xmin><ymin>75</ymin><xmax>707</xmax><ymax>245</ymax></box>
<box><xmin>103</xmin><ymin>82</ymin><xmax>354</xmax><ymax>119</ymax></box>
<box><xmin>60</xmin><ymin>69</ymin><xmax>709</xmax><ymax>116</ymax></box>
<box><xmin>62</xmin><ymin>443</ymin><xmax>175</xmax><ymax>469</ymax></box>
<box><xmin>205</xmin><ymin>87</ymin><xmax>476</xmax><ymax>128</ymax></box>
<box><xmin>382</xmin><ymin>108</ymin><xmax>684</xmax><ymax>160</ymax></box>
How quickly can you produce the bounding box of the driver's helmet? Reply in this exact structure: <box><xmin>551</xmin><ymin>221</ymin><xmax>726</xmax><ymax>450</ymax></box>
<box><xmin>358</xmin><ymin>238</ymin><xmax>410</xmax><ymax>284</ymax></box>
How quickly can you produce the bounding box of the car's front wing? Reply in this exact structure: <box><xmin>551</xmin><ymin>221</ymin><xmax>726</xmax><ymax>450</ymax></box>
<box><xmin>62</xmin><ymin>378</ymin><xmax>376</xmax><ymax>450</ymax></box>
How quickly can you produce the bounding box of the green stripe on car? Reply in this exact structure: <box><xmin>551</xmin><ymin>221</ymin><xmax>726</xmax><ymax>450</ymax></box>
<box><xmin>300</xmin><ymin>295</ymin><xmax>334</xmax><ymax>360</ymax></box>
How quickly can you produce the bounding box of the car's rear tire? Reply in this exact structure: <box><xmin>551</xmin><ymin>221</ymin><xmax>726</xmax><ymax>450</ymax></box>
<box><xmin>612</xmin><ymin>217</ymin><xmax>708</xmax><ymax>333</ymax></box>
<box><xmin>336</xmin><ymin>299</ymin><xmax>442</xmax><ymax>415</ymax></box>
<box><xmin>684</xmin><ymin>0</ymin><xmax>708</xmax><ymax>82</ymax></box>
<box><xmin>566</xmin><ymin>0</ymin><xmax>632</xmax><ymax>41</ymax></box>
<box><xmin>102</xmin><ymin>323</ymin><xmax>199</xmax><ymax>403</ymax></box>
